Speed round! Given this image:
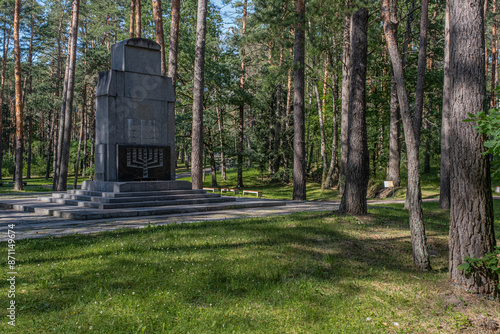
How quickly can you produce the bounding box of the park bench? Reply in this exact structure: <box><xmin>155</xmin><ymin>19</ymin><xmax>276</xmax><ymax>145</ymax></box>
<box><xmin>203</xmin><ymin>187</ymin><xmax>219</xmax><ymax>193</ymax></box>
<box><xmin>221</xmin><ymin>188</ymin><xmax>239</xmax><ymax>195</ymax></box>
<box><xmin>8</xmin><ymin>181</ymin><xmax>27</xmax><ymax>186</ymax></box>
<box><xmin>242</xmin><ymin>190</ymin><xmax>263</xmax><ymax>198</ymax></box>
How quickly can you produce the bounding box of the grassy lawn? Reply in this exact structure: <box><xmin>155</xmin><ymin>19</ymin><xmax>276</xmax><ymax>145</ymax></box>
<box><xmin>2</xmin><ymin>201</ymin><xmax>500</xmax><ymax>333</ymax></box>
<box><xmin>0</xmin><ymin>175</ymin><xmax>94</xmax><ymax>194</ymax></box>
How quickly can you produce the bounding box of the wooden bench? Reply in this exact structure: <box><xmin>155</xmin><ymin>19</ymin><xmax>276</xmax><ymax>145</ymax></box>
<box><xmin>203</xmin><ymin>187</ymin><xmax>219</xmax><ymax>193</ymax></box>
<box><xmin>242</xmin><ymin>190</ymin><xmax>262</xmax><ymax>198</ymax></box>
<box><xmin>221</xmin><ymin>188</ymin><xmax>239</xmax><ymax>195</ymax></box>
<box><xmin>8</xmin><ymin>181</ymin><xmax>27</xmax><ymax>186</ymax></box>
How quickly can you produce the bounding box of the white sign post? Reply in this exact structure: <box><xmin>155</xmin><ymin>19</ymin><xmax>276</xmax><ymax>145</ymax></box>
<box><xmin>384</xmin><ymin>181</ymin><xmax>395</xmax><ymax>198</ymax></box>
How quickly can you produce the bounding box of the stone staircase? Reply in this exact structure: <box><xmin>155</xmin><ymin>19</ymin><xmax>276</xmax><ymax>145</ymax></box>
<box><xmin>39</xmin><ymin>189</ymin><xmax>235</xmax><ymax>210</ymax></box>
<box><xmin>0</xmin><ymin>182</ymin><xmax>285</xmax><ymax>220</ymax></box>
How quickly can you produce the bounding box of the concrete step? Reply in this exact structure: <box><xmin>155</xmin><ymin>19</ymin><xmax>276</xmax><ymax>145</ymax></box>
<box><xmin>51</xmin><ymin>192</ymin><xmax>222</xmax><ymax>203</ymax></box>
<box><xmin>38</xmin><ymin>196</ymin><xmax>236</xmax><ymax>210</ymax></box>
<box><xmin>67</xmin><ymin>189</ymin><xmax>207</xmax><ymax>198</ymax></box>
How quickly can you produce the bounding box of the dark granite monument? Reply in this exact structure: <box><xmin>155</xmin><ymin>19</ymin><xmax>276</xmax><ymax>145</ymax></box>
<box><xmin>83</xmin><ymin>38</ymin><xmax>187</xmax><ymax>192</ymax></box>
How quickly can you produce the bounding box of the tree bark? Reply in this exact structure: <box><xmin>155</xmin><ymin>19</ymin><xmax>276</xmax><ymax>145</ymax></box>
<box><xmin>449</xmin><ymin>0</ymin><xmax>497</xmax><ymax>298</ymax></box>
<box><xmin>0</xmin><ymin>25</ymin><xmax>11</xmax><ymax>180</ymax></box>
<box><xmin>27</xmin><ymin>116</ymin><xmax>32</xmax><ymax>179</ymax></box>
<box><xmin>26</xmin><ymin>5</ymin><xmax>35</xmax><ymax>180</ymax></box>
<box><xmin>135</xmin><ymin>0</ymin><xmax>141</xmax><ymax>38</ymax></box>
<box><xmin>215</xmin><ymin>104</ymin><xmax>226</xmax><ymax>180</ymax></box>
<box><xmin>45</xmin><ymin>112</ymin><xmax>56</xmax><ymax>180</ymax></box>
<box><xmin>491</xmin><ymin>0</ymin><xmax>498</xmax><ymax>108</ymax></box>
<box><xmin>237</xmin><ymin>0</ymin><xmax>248</xmax><ymax>189</ymax></box>
<box><xmin>282</xmin><ymin>66</ymin><xmax>293</xmax><ymax>183</ymax></box>
<box><xmin>168</xmin><ymin>0</ymin><xmax>180</xmax><ymax>90</ymax></box>
<box><xmin>293</xmin><ymin>0</ymin><xmax>306</xmax><ymax>200</ymax></box>
<box><xmin>339</xmin><ymin>0</ymin><xmax>351</xmax><ymax>196</ymax></box>
<box><xmin>325</xmin><ymin>60</ymin><xmax>340</xmax><ymax>189</ymax></box>
<box><xmin>56</xmin><ymin>0</ymin><xmax>80</xmax><ymax>191</ymax></box>
<box><xmin>387</xmin><ymin>74</ymin><xmax>401</xmax><ymax>186</ymax></box>
<box><xmin>190</xmin><ymin>0</ymin><xmax>208</xmax><ymax>189</ymax></box>
<box><xmin>152</xmin><ymin>0</ymin><xmax>166</xmax><ymax>76</ymax></box>
<box><xmin>73</xmin><ymin>84</ymin><xmax>86</xmax><ymax>189</ymax></box>
<box><xmin>439</xmin><ymin>2</ymin><xmax>451</xmax><ymax>210</ymax></box>
<box><xmin>382</xmin><ymin>0</ymin><xmax>431</xmax><ymax>272</ymax></box>
<box><xmin>129</xmin><ymin>0</ymin><xmax>135</xmax><ymax>39</ymax></box>
<box><xmin>13</xmin><ymin>0</ymin><xmax>23</xmax><ymax>191</ymax></box>
<box><xmin>313</xmin><ymin>66</ymin><xmax>328</xmax><ymax>190</ymax></box>
<box><xmin>413</xmin><ymin>0</ymin><xmax>429</xmax><ymax>147</ymax></box>
<box><xmin>339</xmin><ymin>8</ymin><xmax>369</xmax><ymax>215</ymax></box>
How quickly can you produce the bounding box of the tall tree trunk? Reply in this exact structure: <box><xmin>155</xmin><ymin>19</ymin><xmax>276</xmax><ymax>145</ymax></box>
<box><xmin>449</xmin><ymin>0</ymin><xmax>497</xmax><ymax>298</ymax></box>
<box><xmin>0</xmin><ymin>25</ymin><xmax>11</xmax><ymax>180</ymax></box>
<box><xmin>190</xmin><ymin>0</ymin><xmax>208</xmax><ymax>189</ymax></box>
<box><xmin>237</xmin><ymin>0</ymin><xmax>247</xmax><ymax>188</ymax></box>
<box><xmin>413</xmin><ymin>0</ymin><xmax>429</xmax><ymax>147</ymax></box>
<box><xmin>339</xmin><ymin>0</ymin><xmax>351</xmax><ymax>196</ymax></box>
<box><xmin>382</xmin><ymin>0</ymin><xmax>431</xmax><ymax>272</ymax></box>
<box><xmin>325</xmin><ymin>61</ymin><xmax>340</xmax><ymax>189</ymax></box>
<box><xmin>314</xmin><ymin>72</ymin><xmax>328</xmax><ymax>190</ymax></box>
<box><xmin>45</xmin><ymin>112</ymin><xmax>56</xmax><ymax>180</ymax></box>
<box><xmin>129</xmin><ymin>0</ymin><xmax>135</xmax><ymax>39</ymax></box>
<box><xmin>387</xmin><ymin>75</ymin><xmax>401</xmax><ymax>186</ymax></box>
<box><xmin>491</xmin><ymin>0</ymin><xmax>498</xmax><ymax>108</ymax></box>
<box><xmin>168</xmin><ymin>0</ymin><xmax>180</xmax><ymax>90</ymax></box>
<box><xmin>52</xmin><ymin>11</ymin><xmax>65</xmax><ymax>188</ymax></box>
<box><xmin>73</xmin><ymin>84</ymin><xmax>86</xmax><ymax>189</ymax></box>
<box><xmin>215</xmin><ymin>104</ymin><xmax>226</xmax><ymax>180</ymax></box>
<box><xmin>135</xmin><ymin>0</ymin><xmax>141</xmax><ymax>38</ymax></box>
<box><xmin>273</xmin><ymin>83</ymin><xmax>282</xmax><ymax>174</ymax></box>
<box><xmin>27</xmin><ymin>116</ymin><xmax>32</xmax><ymax>179</ymax></box>
<box><xmin>152</xmin><ymin>0</ymin><xmax>166</xmax><ymax>76</ymax></box>
<box><xmin>13</xmin><ymin>0</ymin><xmax>23</xmax><ymax>191</ymax></box>
<box><xmin>439</xmin><ymin>2</ymin><xmax>451</xmax><ymax>209</ymax></box>
<box><xmin>339</xmin><ymin>8</ymin><xmax>369</xmax><ymax>215</ymax></box>
<box><xmin>26</xmin><ymin>5</ymin><xmax>35</xmax><ymax>180</ymax></box>
<box><xmin>282</xmin><ymin>66</ymin><xmax>293</xmax><ymax>183</ymax></box>
<box><xmin>293</xmin><ymin>0</ymin><xmax>306</xmax><ymax>200</ymax></box>
<box><xmin>82</xmin><ymin>106</ymin><xmax>88</xmax><ymax>177</ymax></box>
<box><xmin>56</xmin><ymin>0</ymin><xmax>80</xmax><ymax>191</ymax></box>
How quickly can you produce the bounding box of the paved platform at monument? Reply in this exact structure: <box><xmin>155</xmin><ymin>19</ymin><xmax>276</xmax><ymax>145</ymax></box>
<box><xmin>0</xmin><ymin>199</ymin><xmax>337</xmax><ymax>241</ymax></box>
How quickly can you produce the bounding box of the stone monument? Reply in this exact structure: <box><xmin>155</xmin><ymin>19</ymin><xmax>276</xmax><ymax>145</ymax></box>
<box><xmin>84</xmin><ymin>38</ymin><xmax>188</xmax><ymax>192</ymax></box>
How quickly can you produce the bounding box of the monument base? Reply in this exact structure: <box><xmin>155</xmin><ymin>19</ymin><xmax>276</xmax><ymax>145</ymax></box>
<box><xmin>82</xmin><ymin>180</ymin><xmax>192</xmax><ymax>193</ymax></box>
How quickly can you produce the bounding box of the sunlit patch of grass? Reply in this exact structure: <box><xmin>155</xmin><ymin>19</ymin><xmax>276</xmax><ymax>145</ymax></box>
<box><xmin>1</xmin><ymin>202</ymin><xmax>499</xmax><ymax>333</ymax></box>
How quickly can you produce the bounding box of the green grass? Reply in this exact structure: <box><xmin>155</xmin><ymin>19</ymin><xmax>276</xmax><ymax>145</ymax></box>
<box><xmin>2</xmin><ymin>201</ymin><xmax>499</xmax><ymax>333</ymax></box>
<box><xmin>0</xmin><ymin>175</ymin><xmax>93</xmax><ymax>194</ymax></box>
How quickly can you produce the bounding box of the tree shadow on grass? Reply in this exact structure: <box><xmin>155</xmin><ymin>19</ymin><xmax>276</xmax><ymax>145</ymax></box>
<box><xmin>9</xmin><ymin>209</ymin><xmax>449</xmax><ymax>327</ymax></box>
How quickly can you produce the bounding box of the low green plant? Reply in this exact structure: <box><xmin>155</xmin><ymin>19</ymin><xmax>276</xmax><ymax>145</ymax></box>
<box><xmin>458</xmin><ymin>246</ymin><xmax>500</xmax><ymax>288</ymax></box>
<box><xmin>466</xmin><ymin>109</ymin><xmax>500</xmax><ymax>183</ymax></box>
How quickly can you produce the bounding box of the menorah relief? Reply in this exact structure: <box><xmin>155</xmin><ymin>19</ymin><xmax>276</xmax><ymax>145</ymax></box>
<box><xmin>118</xmin><ymin>145</ymin><xmax>171</xmax><ymax>181</ymax></box>
<box><xmin>126</xmin><ymin>147</ymin><xmax>164</xmax><ymax>179</ymax></box>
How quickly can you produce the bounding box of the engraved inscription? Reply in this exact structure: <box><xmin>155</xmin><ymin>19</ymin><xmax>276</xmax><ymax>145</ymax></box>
<box><xmin>126</xmin><ymin>147</ymin><xmax>164</xmax><ymax>179</ymax></box>
<box><xmin>126</xmin><ymin>119</ymin><xmax>159</xmax><ymax>144</ymax></box>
